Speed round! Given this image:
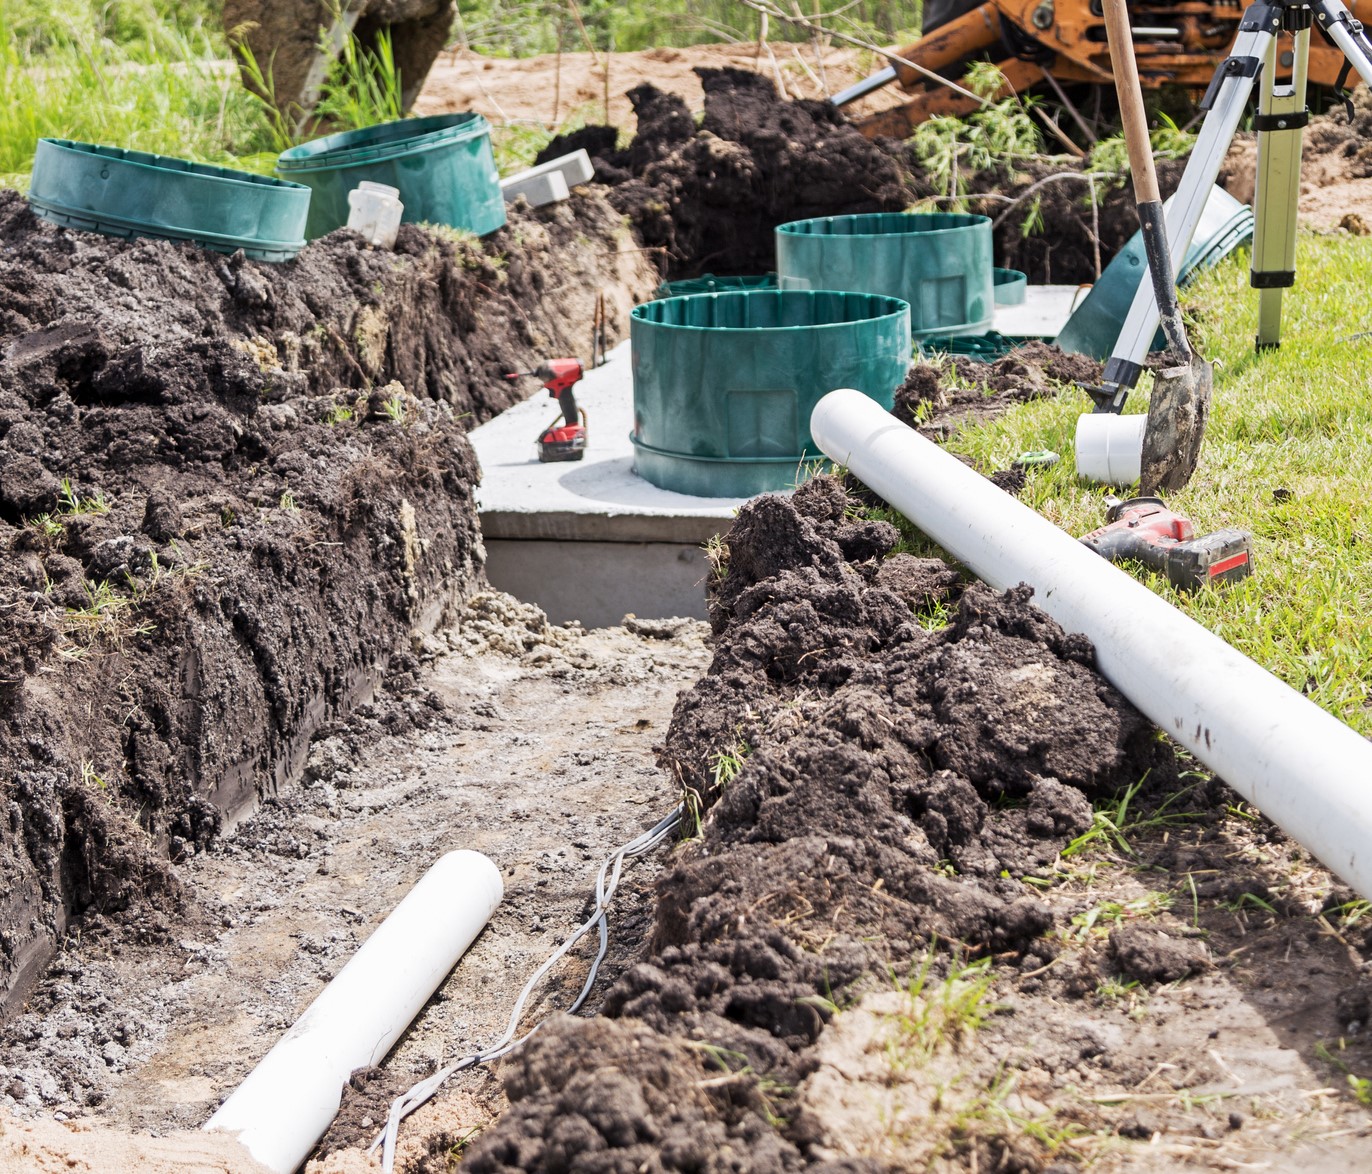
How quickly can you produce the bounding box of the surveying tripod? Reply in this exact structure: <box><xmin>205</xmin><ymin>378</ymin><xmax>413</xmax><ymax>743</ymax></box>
<box><xmin>1091</xmin><ymin>0</ymin><xmax>1372</xmax><ymax>413</ymax></box>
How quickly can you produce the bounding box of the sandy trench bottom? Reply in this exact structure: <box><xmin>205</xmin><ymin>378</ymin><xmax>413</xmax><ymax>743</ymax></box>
<box><xmin>0</xmin><ymin>597</ymin><xmax>711</xmax><ymax>1172</ymax></box>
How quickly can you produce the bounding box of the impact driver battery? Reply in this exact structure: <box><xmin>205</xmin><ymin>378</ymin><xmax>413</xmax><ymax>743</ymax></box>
<box><xmin>1080</xmin><ymin>497</ymin><xmax>1253</xmax><ymax>591</ymax></box>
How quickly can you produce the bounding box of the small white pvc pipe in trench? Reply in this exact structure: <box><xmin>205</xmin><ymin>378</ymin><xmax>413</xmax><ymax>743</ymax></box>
<box><xmin>204</xmin><ymin>849</ymin><xmax>504</xmax><ymax>1174</ymax></box>
<box><xmin>811</xmin><ymin>388</ymin><xmax>1372</xmax><ymax>899</ymax></box>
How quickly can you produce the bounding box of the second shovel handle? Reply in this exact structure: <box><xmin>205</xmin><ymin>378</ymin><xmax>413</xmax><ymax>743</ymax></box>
<box><xmin>1102</xmin><ymin>0</ymin><xmax>1161</xmax><ymax>206</ymax></box>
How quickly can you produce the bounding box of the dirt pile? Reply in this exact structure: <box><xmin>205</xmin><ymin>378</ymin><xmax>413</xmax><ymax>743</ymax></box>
<box><xmin>973</xmin><ymin>156</ymin><xmax>1190</xmax><ymax>287</ymax></box>
<box><xmin>896</xmin><ymin>341</ymin><xmax>1104</xmax><ymax>438</ymax></box>
<box><xmin>539</xmin><ymin>68</ymin><xmax>917</xmax><ymax>278</ymax></box>
<box><xmin>1223</xmin><ymin>84</ymin><xmax>1372</xmax><ymax>231</ymax></box>
<box><xmin>0</xmin><ymin>189</ymin><xmax>656</xmax><ymax>1013</ymax></box>
<box><xmin>533</xmin><ymin>68</ymin><xmax>1185</xmax><ymax>285</ymax></box>
<box><xmin>460</xmin><ymin>476</ymin><xmax>1175</xmax><ymax>1172</ymax></box>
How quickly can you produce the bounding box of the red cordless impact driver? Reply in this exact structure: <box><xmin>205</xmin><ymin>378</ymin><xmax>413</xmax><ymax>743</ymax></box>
<box><xmin>1080</xmin><ymin>497</ymin><xmax>1253</xmax><ymax>591</ymax></box>
<box><xmin>506</xmin><ymin>358</ymin><xmax>587</xmax><ymax>462</ymax></box>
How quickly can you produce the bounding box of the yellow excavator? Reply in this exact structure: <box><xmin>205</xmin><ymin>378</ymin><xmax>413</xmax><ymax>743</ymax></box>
<box><xmin>831</xmin><ymin>0</ymin><xmax>1372</xmax><ymax>137</ymax></box>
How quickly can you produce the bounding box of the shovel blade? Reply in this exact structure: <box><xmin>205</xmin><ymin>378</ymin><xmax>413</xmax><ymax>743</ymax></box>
<box><xmin>1139</xmin><ymin>352</ymin><xmax>1213</xmax><ymax>495</ymax></box>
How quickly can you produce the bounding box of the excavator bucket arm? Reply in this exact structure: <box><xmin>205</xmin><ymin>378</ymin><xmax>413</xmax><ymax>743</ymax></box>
<box><xmin>840</xmin><ymin>0</ymin><xmax>1372</xmax><ymax>140</ymax></box>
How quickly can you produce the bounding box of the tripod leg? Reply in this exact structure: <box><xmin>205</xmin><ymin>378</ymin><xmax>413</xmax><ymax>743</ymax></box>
<box><xmin>1094</xmin><ymin>22</ymin><xmax>1274</xmax><ymax>411</ymax></box>
<box><xmin>1313</xmin><ymin>0</ymin><xmax>1372</xmax><ymax>86</ymax></box>
<box><xmin>1252</xmin><ymin>28</ymin><xmax>1311</xmax><ymax>351</ymax></box>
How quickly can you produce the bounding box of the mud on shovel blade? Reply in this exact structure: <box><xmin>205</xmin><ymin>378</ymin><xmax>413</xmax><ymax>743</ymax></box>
<box><xmin>1137</xmin><ymin>203</ymin><xmax>1213</xmax><ymax>495</ymax></box>
<box><xmin>1102</xmin><ymin>0</ymin><xmax>1212</xmax><ymax>495</ymax></box>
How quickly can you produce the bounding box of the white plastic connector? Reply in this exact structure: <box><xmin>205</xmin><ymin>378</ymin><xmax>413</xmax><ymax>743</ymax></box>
<box><xmin>346</xmin><ymin>181</ymin><xmax>403</xmax><ymax>249</ymax></box>
<box><xmin>1074</xmin><ymin>412</ymin><xmax>1145</xmax><ymax>486</ymax></box>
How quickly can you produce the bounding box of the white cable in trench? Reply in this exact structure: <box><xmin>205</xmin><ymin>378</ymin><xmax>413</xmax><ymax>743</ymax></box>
<box><xmin>373</xmin><ymin>804</ymin><xmax>683</xmax><ymax>1171</ymax></box>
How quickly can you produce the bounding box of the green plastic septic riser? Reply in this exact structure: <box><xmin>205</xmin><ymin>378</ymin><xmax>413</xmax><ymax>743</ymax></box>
<box><xmin>276</xmin><ymin>113</ymin><xmax>505</xmax><ymax>241</ymax></box>
<box><xmin>656</xmin><ymin>274</ymin><xmax>777</xmax><ymax>298</ymax></box>
<box><xmin>27</xmin><ymin>139</ymin><xmax>310</xmax><ymax>262</ymax></box>
<box><xmin>1054</xmin><ymin>185</ymin><xmax>1254</xmax><ymax>359</ymax></box>
<box><xmin>776</xmin><ymin>212</ymin><xmax>994</xmax><ymax>339</ymax></box>
<box><xmin>630</xmin><ymin>290</ymin><xmax>911</xmax><ymax>498</ymax></box>
<box><xmin>992</xmin><ymin>268</ymin><xmax>1027</xmax><ymax>306</ymax></box>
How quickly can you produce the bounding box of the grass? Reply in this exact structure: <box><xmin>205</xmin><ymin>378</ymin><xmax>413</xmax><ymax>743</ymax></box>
<box><xmin>686</xmin><ymin>1041</ymin><xmax>791</xmax><ymax>1127</ymax></box>
<box><xmin>1066</xmin><ymin>891</ymin><xmax>1173</xmax><ymax>942</ymax></box>
<box><xmin>453</xmin><ymin>0</ymin><xmax>922</xmax><ymax>58</ymax></box>
<box><xmin>885</xmin><ymin>950</ymin><xmax>999</xmax><ymax>1069</ymax></box>
<box><xmin>59</xmin><ymin>477</ymin><xmax>110</xmax><ymax>515</ymax></box>
<box><xmin>2</xmin><ymin>0</ymin><xmax>414</xmax><ymax>188</ymax></box>
<box><xmin>708</xmin><ymin>738</ymin><xmax>749</xmax><ymax>791</ymax></box>
<box><xmin>25</xmin><ymin>478</ymin><xmax>112</xmax><ymax>544</ymax></box>
<box><xmin>312</xmin><ymin>20</ymin><xmax>403</xmax><ymax>131</ymax></box>
<box><xmin>59</xmin><ymin>578</ymin><xmax>155</xmax><ymax>656</ymax></box>
<box><xmin>1315</xmin><ymin>1038</ymin><xmax>1372</xmax><ymax>1106</ymax></box>
<box><xmin>1054</xmin><ymin>775</ymin><xmax>1203</xmax><ymax>863</ymax></box>
<box><xmin>921</xmin><ymin>233</ymin><xmax>1372</xmax><ymax>737</ymax></box>
<box><xmin>683</xmin><ymin>732</ymin><xmax>750</xmax><ymax>839</ymax></box>
<box><xmin>1</xmin><ymin>3</ymin><xmax>283</xmax><ymax>186</ymax></box>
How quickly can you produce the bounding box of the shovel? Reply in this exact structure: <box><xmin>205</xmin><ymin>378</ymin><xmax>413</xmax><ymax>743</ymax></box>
<box><xmin>1101</xmin><ymin>0</ymin><xmax>1213</xmax><ymax>495</ymax></box>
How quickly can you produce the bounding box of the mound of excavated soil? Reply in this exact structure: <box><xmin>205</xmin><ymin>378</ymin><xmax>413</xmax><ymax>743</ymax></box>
<box><xmin>458</xmin><ymin>476</ymin><xmax>1174</xmax><ymax>1172</ymax></box>
<box><xmin>896</xmin><ymin>341</ymin><xmax>1104</xmax><ymax>440</ymax></box>
<box><xmin>539</xmin><ymin>68</ymin><xmax>918</xmax><ymax>278</ymax></box>
<box><xmin>533</xmin><ymin>66</ymin><xmax>1170</xmax><ymax>285</ymax></box>
<box><xmin>0</xmin><ymin>189</ymin><xmax>656</xmax><ymax>1013</ymax></box>
<box><xmin>1223</xmin><ymin>84</ymin><xmax>1372</xmax><ymax>232</ymax></box>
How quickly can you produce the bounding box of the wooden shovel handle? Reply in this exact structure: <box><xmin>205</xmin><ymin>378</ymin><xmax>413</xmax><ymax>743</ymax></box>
<box><xmin>1102</xmin><ymin>0</ymin><xmax>1161</xmax><ymax>205</ymax></box>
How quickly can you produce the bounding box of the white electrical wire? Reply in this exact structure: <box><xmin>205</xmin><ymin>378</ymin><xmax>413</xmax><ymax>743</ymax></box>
<box><xmin>372</xmin><ymin>805</ymin><xmax>683</xmax><ymax>1171</ymax></box>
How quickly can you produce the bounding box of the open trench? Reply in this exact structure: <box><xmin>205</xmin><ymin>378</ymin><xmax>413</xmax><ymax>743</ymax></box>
<box><xmin>0</xmin><ymin>597</ymin><xmax>709</xmax><ymax>1172</ymax></box>
<box><xmin>2</xmin><ymin>68</ymin><xmax>1372</xmax><ymax>1174</ymax></box>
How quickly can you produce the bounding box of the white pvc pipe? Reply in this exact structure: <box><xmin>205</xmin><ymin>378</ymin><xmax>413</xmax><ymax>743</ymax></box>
<box><xmin>204</xmin><ymin>850</ymin><xmax>504</xmax><ymax>1174</ymax></box>
<box><xmin>812</xmin><ymin>389</ymin><xmax>1372</xmax><ymax>897</ymax></box>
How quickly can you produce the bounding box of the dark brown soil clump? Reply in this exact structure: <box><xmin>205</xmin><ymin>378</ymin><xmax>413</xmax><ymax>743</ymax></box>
<box><xmin>541</xmin><ymin>69</ymin><xmax>918</xmax><ymax>278</ymax></box>
<box><xmin>467</xmin><ymin>1016</ymin><xmax>880</xmax><ymax>1174</ymax></box>
<box><xmin>0</xmin><ymin>189</ymin><xmax>654</xmax><ymax>1012</ymax></box>
<box><xmin>972</xmin><ymin>158</ymin><xmax>1187</xmax><ymax>287</ymax></box>
<box><xmin>463</xmin><ymin>476</ymin><xmax>1174</xmax><ymax>1172</ymax></box>
<box><xmin>896</xmin><ymin>340</ymin><xmax>1103</xmax><ymax>439</ymax></box>
<box><xmin>537</xmin><ymin>69</ymin><xmax>1184</xmax><ymax>285</ymax></box>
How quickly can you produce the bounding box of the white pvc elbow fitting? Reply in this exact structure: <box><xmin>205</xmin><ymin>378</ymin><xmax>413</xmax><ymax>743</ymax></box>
<box><xmin>1074</xmin><ymin>411</ymin><xmax>1145</xmax><ymax>486</ymax></box>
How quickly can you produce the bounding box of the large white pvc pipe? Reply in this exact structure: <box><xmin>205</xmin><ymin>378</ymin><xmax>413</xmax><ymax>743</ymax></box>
<box><xmin>204</xmin><ymin>850</ymin><xmax>504</xmax><ymax>1173</ymax></box>
<box><xmin>812</xmin><ymin>389</ymin><xmax>1372</xmax><ymax>898</ymax></box>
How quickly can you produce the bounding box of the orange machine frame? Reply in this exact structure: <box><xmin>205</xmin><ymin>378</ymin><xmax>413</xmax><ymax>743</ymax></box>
<box><xmin>856</xmin><ymin>0</ymin><xmax>1372</xmax><ymax>137</ymax></box>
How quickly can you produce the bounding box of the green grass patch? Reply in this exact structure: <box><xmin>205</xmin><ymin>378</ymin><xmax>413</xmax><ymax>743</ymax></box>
<box><xmin>454</xmin><ymin>0</ymin><xmax>923</xmax><ymax>57</ymax></box>
<box><xmin>2</xmin><ymin>0</ymin><xmax>417</xmax><ymax>188</ymax></box>
<box><xmin>1</xmin><ymin>3</ymin><xmax>283</xmax><ymax>186</ymax></box>
<box><xmin>923</xmin><ymin>233</ymin><xmax>1372</xmax><ymax>736</ymax></box>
